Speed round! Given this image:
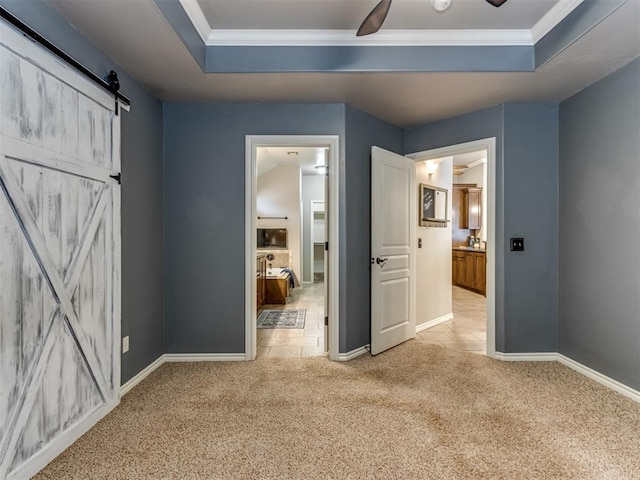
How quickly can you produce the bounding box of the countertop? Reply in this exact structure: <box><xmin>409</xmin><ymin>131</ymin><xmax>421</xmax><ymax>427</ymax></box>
<box><xmin>453</xmin><ymin>246</ymin><xmax>486</xmax><ymax>253</ymax></box>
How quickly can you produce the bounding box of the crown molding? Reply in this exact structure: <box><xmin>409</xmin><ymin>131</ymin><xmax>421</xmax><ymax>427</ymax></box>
<box><xmin>530</xmin><ymin>0</ymin><xmax>584</xmax><ymax>43</ymax></box>
<box><xmin>205</xmin><ymin>29</ymin><xmax>533</xmax><ymax>47</ymax></box>
<box><xmin>178</xmin><ymin>0</ymin><xmax>211</xmax><ymax>43</ymax></box>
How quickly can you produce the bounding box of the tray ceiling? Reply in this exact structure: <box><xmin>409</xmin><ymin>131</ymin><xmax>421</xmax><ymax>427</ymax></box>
<box><xmin>42</xmin><ymin>0</ymin><xmax>639</xmax><ymax>126</ymax></box>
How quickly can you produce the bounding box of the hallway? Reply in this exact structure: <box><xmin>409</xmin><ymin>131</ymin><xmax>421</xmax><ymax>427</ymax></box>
<box><xmin>417</xmin><ymin>286</ymin><xmax>486</xmax><ymax>354</ymax></box>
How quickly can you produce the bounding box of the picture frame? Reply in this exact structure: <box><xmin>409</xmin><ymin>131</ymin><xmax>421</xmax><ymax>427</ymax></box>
<box><xmin>419</xmin><ymin>183</ymin><xmax>449</xmax><ymax>227</ymax></box>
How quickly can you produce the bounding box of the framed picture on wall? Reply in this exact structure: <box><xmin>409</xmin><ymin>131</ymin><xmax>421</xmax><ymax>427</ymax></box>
<box><xmin>420</xmin><ymin>184</ymin><xmax>448</xmax><ymax>226</ymax></box>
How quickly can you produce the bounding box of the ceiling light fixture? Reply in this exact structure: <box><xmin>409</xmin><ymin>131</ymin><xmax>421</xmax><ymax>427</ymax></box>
<box><xmin>358</xmin><ymin>0</ymin><xmax>508</xmax><ymax>36</ymax></box>
<box><xmin>431</xmin><ymin>0</ymin><xmax>452</xmax><ymax>12</ymax></box>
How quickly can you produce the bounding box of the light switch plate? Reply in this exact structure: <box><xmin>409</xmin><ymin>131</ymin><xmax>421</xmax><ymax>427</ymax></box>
<box><xmin>510</xmin><ymin>238</ymin><xmax>524</xmax><ymax>251</ymax></box>
<box><xmin>122</xmin><ymin>336</ymin><xmax>129</xmax><ymax>353</ymax></box>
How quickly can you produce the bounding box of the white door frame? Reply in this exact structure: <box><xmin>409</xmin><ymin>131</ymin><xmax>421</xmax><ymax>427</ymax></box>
<box><xmin>245</xmin><ymin>135</ymin><xmax>340</xmax><ymax>361</ymax></box>
<box><xmin>407</xmin><ymin>137</ymin><xmax>497</xmax><ymax>358</ymax></box>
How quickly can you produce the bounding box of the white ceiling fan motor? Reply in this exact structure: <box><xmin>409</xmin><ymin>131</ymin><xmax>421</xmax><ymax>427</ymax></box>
<box><xmin>431</xmin><ymin>0</ymin><xmax>452</xmax><ymax>12</ymax></box>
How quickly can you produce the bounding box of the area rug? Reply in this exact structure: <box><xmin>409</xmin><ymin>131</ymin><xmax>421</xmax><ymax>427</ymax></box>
<box><xmin>257</xmin><ymin>309</ymin><xmax>305</xmax><ymax>329</ymax></box>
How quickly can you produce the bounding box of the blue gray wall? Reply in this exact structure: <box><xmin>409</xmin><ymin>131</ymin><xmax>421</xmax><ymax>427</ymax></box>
<box><xmin>559</xmin><ymin>58</ymin><xmax>640</xmax><ymax>389</ymax></box>
<box><xmin>404</xmin><ymin>104</ymin><xmax>559</xmax><ymax>353</ymax></box>
<box><xmin>503</xmin><ymin>104</ymin><xmax>559</xmax><ymax>352</ymax></box>
<box><xmin>1</xmin><ymin>0</ymin><xmax>165</xmax><ymax>384</ymax></box>
<box><xmin>344</xmin><ymin>106</ymin><xmax>404</xmax><ymax>352</ymax></box>
<box><xmin>162</xmin><ymin>104</ymin><xmax>346</xmax><ymax>353</ymax></box>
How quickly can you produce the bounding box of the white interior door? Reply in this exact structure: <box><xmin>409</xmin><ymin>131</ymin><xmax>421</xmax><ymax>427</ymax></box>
<box><xmin>370</xmin><ymin>147</ymin><xmax>416</xmax><ymax>355</ymax></box>
<box><xmin>0</xmin><ymin>22</ymin><xmax>120</xmax><ymax>479</ymax></box>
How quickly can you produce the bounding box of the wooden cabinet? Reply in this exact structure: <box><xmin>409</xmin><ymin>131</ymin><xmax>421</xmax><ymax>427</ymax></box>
<box><xmin>452</xmin><ymin>184</ymin><xmax>482</xmax><ymax>248</ymax></box>
<box><xmin>463</xmin><ymin>187</ymin><xmax>482</xmax><ymax>230</ymax></box>
<box><xmin>453</xmin><ymin>184</ymin><xmax>482</xmax><ymax>231</ymax></box>
<box><xmin>452</xmin><ymin>250</ymin><xmax>465</xmax><ymax>286</ymax></box>
<box><xmin>257</xmin><ymin>254</ymin><xmax>266</xmax><ymax>309</ymax></box>
<box><xmin>452</xmin><ymin>249</ymin><xmax>485</xmax><ymax>296</ymax></box>
<box><xmin>266</xmin><ymin>274</ymin><xmax>291</xmax><ymax>305</ymax></box>
<box><xmin>474</xmin><ymin>252</ymin><xmax>486</xmax><ymax>295</ymax></box>
<box><xmin>464</xmin><ymin>253</ymin><xmax>475</xmax><ymax>287</ymax></box>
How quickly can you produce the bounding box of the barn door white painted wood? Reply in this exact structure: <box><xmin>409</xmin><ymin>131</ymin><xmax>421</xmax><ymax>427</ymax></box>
<box><xmin>370</xmin><ymin>147</ymin><xmax>416</xmax><ymax>355</ymax></box>
<box><xmin>0</xmin><ymin>21</ymin><xmax>121</xmax><ymax>479</ymax></box>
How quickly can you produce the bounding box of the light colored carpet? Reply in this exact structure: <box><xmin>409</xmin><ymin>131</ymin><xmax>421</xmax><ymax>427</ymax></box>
<box><xmin>35</xmin><ymin>341</ymin><xmax>640</xmax><ymax>479</ymax></box>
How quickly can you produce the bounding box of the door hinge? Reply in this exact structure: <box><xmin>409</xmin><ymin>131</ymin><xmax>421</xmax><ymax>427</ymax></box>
<box><xmin>325</xmin><ymin>241</ymin><xmax>329</xmax><ymax>251</ymax></box>
<box><xmin>110</xmin><ymin>172</ymin><xmax>121</xmax><ymax>185</ymax></box>
<box><xmin>324</xmin><ymin>316</ymin><xmax>329</xmax><ymax>326</ymax></box>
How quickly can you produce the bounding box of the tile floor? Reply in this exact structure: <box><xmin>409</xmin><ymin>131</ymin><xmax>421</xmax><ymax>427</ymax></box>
<box><xmin>256</xmin><ymin>278</ymin><xmax>327</xmax><ymax>358</ymax></box>
<box><xmin>417</xmin><ymin>286</ymin><xmax>487</xmax><ymax>355</ymax></box>
<box><xmin>257</xmin><ymin>283</ymin><xmax>485</xmax><ymax>358</ymax></box>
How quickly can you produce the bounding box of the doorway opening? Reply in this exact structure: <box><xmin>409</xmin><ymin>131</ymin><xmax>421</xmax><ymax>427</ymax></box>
<box><xmin>245</xmin><ymin>136</ymin><xmax>339</xmax><ymax>361</ymax></box>
<box><xmin>407</xmin><ymin>138</ymin><xmax>496</xmax><ymax>357</ymax></box>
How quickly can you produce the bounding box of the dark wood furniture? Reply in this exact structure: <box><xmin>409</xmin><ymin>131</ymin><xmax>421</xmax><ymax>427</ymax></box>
<box><xmin>452</xmin><ymin>249</ymin><xmax>486</xmax><ymax>296</ymax></box>
<box><xmin>452</xmin><ymin>183</ymin><xmax>483</xmax><ymax>245</ymax></box>
<box><xmin>463</xmin><ymin>187</ymin><xmax>482</xmax><ymax>230</ymax></box>
<box><xmin>257</xmin><ymin>253</ymin><xmax>266</xmax><ymax>309</ymax></box>
<box><xmin>266</xmin><ymin>273</ymin><xmax>291</xmax><ymax>305</ymax></box>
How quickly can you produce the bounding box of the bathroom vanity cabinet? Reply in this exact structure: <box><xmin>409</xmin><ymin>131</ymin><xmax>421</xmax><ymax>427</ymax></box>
<box><xmin>266</xmin><ymin>273</ymin><xmax>291</xmax><ymax>305</ymax></box>
<box><xmin>257</xmin><ymin>253</ymin><xmax>266</xmax><ymax>309</ymax></box>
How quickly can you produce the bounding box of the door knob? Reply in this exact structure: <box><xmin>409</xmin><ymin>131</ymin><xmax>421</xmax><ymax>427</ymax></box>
<box><xmin>376</xmin><ymin>257</ymin><xmax>388</xmax><ymax>266</ymax></box>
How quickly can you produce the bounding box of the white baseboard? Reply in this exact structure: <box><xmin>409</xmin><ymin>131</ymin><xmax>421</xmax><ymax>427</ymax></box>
<box><xmin>120</xmin><ymin>354</ymin><xmax>245</xmax><ymax>397</ymax></box>
<box><xmin>163</xmin><ymin>353</ymin><xmax>246</xmax><ymax>362</ymax></box>
<box><xmin>494</xmin><ymin>352</ymin><xmax>557</xmax><ymax>362</ymax></box>
<box><xmin>494</xmin><ymin>352</ymin><xmax>640</xmax><ymax>404</ymax></box>
<box><xmin>338</xmin><ymin>345</ymin><xmax>370</xmax><ymax>361</ymax></box>
<box><xmin>416</xmin><ymin>313</ymin><xmax>454</xmax><ymax>333</ymax></box>
<box><xmin>557</xmin><ymin>354</ymin><xmax>640</xmax><ymax>403</ymax></box>
<box><xmin>120</xmin><ymin>355</ymin><xmax>164</xmax><ymax>396</ymax></box>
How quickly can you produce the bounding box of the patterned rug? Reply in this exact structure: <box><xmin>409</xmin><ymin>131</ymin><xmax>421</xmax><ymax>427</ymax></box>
<box><xmin>257</xmin><ymin>309</ymin><xmax>306</xmax><ymax>329</ymax></box>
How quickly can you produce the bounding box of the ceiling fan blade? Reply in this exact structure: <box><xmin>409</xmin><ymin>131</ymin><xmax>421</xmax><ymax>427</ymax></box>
<box><xmin>485</xmin><ymin>0</ymin><xmax>508</xmax><ymax>6</ymax></box>
<box><xmin>357</xmin><ymin>0</ymin><xmax>393</xmax><ymax>37</ymax></box>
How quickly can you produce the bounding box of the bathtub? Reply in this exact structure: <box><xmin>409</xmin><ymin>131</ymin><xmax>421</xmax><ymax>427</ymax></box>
<box><xmin>266</xmin><ymin>267</ymin><xmax>288</xmax><ymax>278</ymax></box>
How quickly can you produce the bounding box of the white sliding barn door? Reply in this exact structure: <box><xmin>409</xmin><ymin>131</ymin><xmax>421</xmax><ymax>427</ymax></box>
<box><xmin>0</xmin><ymin>22</ymin><xmax>121</xmax><ymax>479</ymax></box>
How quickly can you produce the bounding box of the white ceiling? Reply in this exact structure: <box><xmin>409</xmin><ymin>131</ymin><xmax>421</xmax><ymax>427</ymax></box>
<box><xmin>195</xmin><ymin>0</ymin><xmax>558</xmax><ymax>31</ymax></box>
<box><xmin>45</xmin><ymin>0</ymin><xmax>640</xmax><ymax>127</ymax></box>
<box><xmin>257</xmin><ymin>147</ymin><xmax>327</xmax><ymax>177</ymax></box>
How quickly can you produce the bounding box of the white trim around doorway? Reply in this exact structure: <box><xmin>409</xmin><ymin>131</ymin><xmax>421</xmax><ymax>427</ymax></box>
<box><xmin>406</xmin><ymin>137</ymin><xmax>497</xmax><ymax>358</ymax></box>
<box><xmin>245</xmin><ymin>135</ymin><xmax>340</xmax><ymax>361</ymax></box>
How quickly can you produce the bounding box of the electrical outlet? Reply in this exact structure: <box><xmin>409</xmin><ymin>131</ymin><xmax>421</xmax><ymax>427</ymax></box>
<box><xmin>510</xmin><ymin>238</ymin><xmax>524</xmax><ymax>252</ymax></box>
<box><xmin>122</xmin><ymin>336</ymin><xmax>129</xmax><ymax>353</ymax></box>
